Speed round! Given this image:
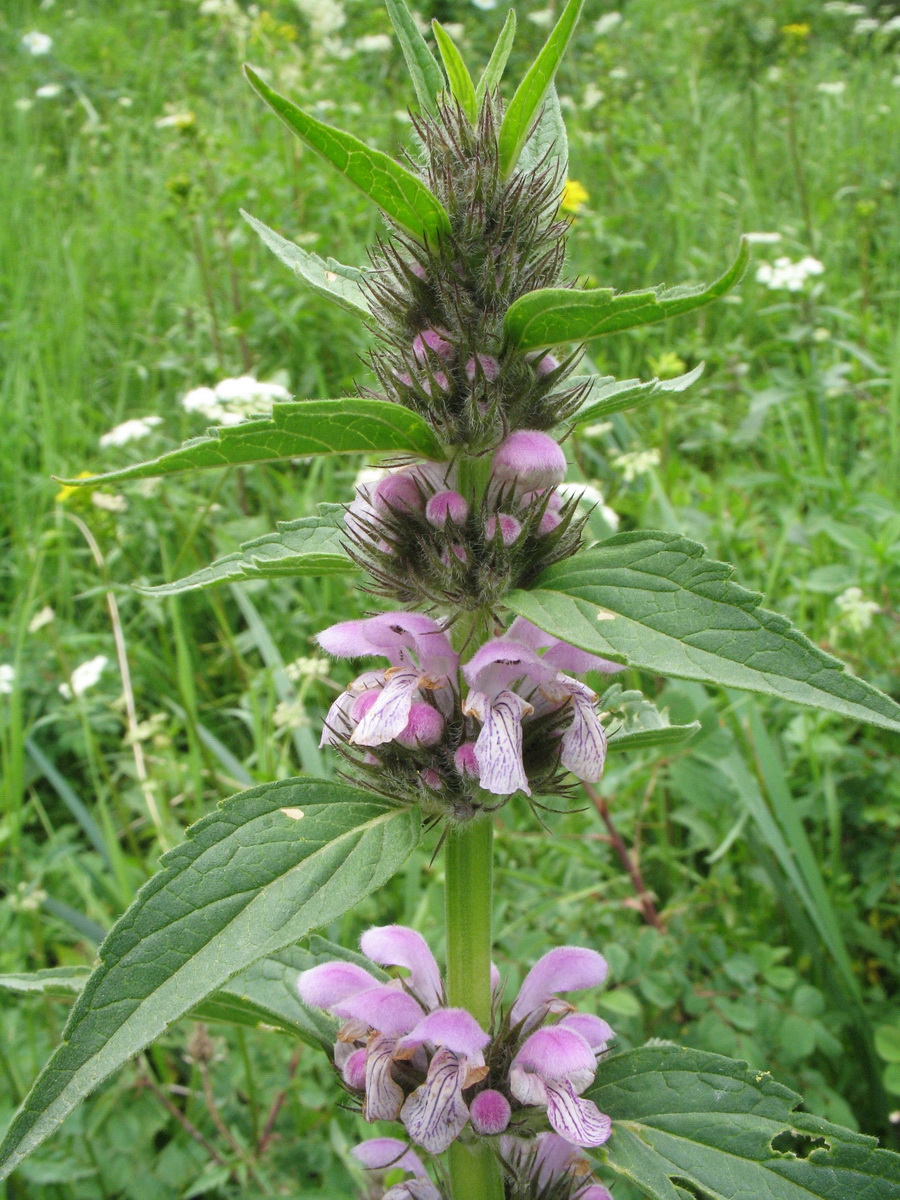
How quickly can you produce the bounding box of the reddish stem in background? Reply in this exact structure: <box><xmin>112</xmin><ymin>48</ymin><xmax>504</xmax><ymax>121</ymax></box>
<box><xmin>584</xmin><ymin>783</ymin><xmax>665</xmax><ymax>932</ymax></box>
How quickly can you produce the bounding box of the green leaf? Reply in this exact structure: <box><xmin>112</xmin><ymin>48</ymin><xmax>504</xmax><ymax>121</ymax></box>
<box><xmin>0</xmin><ymin>780</ymin><xmax>420</xmax><ymax>1180</ymax></box>
<box><xmin>572</xmin><ymin>364</ymin><xmax>705</xmax><ymax>425</ymax></box>
<box><xmin>505</xmin><ymin>238</ymin><xmax>750</xmax><ymax>351</ymax></box>
<box><xmin>135</xmin><ymin>507</ymin><xmax>353</xmax><ymax>597</ymax></box>
<box><xmin>57</xmin><ymin>398</ymin><xmax>447</xmax><ymax>487</ymax></box>
<box><xmin>0</xmin><ymin>967</ymin><xmax>91</xmax><ymax>997</ymax></box>
<box><xmin>475</xmin><ymin>10</ymin><xmax>516</xmax><ymax>108</ymax></box>
<box><xmin>432</xmin><ymin>21</ymin><xmax>478</xmax><ymax>124</ymax></box>
<box><xmin>601</xmin><ymin>683</ymin><xmax>700</xmax><ymax>753</ymax></box>
<box><xmin>506</xmin><ymin>533</ymin><xmax>900</xmax><ymax>733</ymax></box>
<box><xmin>590</xmin><ymin>1045</ymin><xmax>900</xmax><ymax>1200</ymax></box>
<box><xmin>497</xmin><ymin>0</ymin><xmax>583</xmax><ymax>177</ymax></box>
<box><xmin>875</xmin><ymin>1024</ymin><xmax>900</xmax><ymax>1064</ymax></box>
<box><xmin>385</xmin><ymin>0</ymin><xmax>445</xmax><ymax>117</ymax></box>
<box><xmin>240</xmin><ymin>210</ymin><xmax>370</xmax><ymax>317</ymax></box>
<box><xmin>244</xmin><ymin>66</ymin><xmax>450</xmax><ymax>244</ymax></box>
<box><xmin>517</xmin><ymin>84</ymin><xmax>568</xmax><ymax>178</ymax></box>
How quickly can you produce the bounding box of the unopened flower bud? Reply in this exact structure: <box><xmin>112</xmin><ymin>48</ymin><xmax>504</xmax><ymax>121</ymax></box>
<box><xmin>440</xmin><ymin>543</ymin><xmax>469</xmax><ymax>567</ymax></box>
<box><xmin>413</xmin><ymin>328</ymin><xmax>454</xmax><ymax>362</ymax></box>
<box><xmin>534</xmin><ymin>353</ymin><xmax>559</xmax><ymax>376</ymax></box>
<box><xmin>539</xmin><ymin>510</ymin><xmax>561</xmax><ymax>535</ymax></box>
<box><xmin>492</xmin><ymin>431</ymin><xmax>566</xmax><ymax>492</ymax></box>
<box><xmin>465</xmin><ymin>354</ymin><xmax>500</xmax><ymax>382</ymax></box>
<box><xmin>426</xmin><ymin>490</ymin><xmax>469</xmax><ymax>528</ymax></box>
<box><xmin>470</xmin><ymin>1089</ymin><xmax>511</xmax><ymax>1135</ymax></box>
<box><xmin>521</xmin><ymin>488</ymin><xmax>563</xmax><ymax>512</ymax></box>
<box><xmin>454</xmin><ymin>742</ymin><xmax>480</xmax><ymax>777</ymax></box>
<box><xmin>420</xmin><ymin>768</ymin><xmax>443</xmax><ymax>790</ymax></box>
<box><xmin>397</xmin><ymin>703</ymin><xmax>445</xmax><ymax>748</ymax></box>
<box><xmin>373</xmin><ymin>471</ymin><xmax>424</xmax><ymax>514</ymax></box>
<box><xmin>485</xmin><ymin>513</ymin><xmax>522</xmax><ymax>546</ymax></box>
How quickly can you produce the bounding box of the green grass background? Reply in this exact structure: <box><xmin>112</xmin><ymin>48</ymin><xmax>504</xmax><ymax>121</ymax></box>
<box><xmin>1</xmin><ymin>0</ymin><xmax>898</xmax><ymax>1195</ymax></box>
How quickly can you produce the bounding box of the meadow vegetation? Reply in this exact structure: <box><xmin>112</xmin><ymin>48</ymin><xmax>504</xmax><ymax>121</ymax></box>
<box><xmin>1</xmin><ymin>0</ymin><xmax>898</xmax><ymax>1195</ymax></box>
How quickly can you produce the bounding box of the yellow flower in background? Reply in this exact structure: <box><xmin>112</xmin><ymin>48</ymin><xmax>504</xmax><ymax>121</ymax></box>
<box><xmin>648</xmin><ymin>351</ymin><xmax>687</xmax><ymax>380</ymax></box>
<box><xmin>781</xmin><ymin>22</ymin><xmax>810</xmax><ymax>38</ymax></box>
<box><xmin>55</xmin><ymin>471</ymin><xmax>94</xmax><ymax>504</ymax></box>
<box><xmin>560</xmin><ymin>179</ymin><xmax>589</xmax><ymax>214</ymax></box>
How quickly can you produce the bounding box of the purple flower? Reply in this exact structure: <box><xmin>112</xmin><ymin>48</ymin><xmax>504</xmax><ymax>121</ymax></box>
<box><xmin>424</xmin><ymin>490</ymin><xmax>469</xmax><ymax>528</ymax></box>
<box><xmin>509</xmin><ymin>1027</ymin><xmax>611</xmax><ymax>1148</ymax></box>
<box><xmin>352</xmin><ymin>1138</ymin><xmax>443</xmax><ymax>1200</ymax></box>
<box><xmin>412</xmin><ymin>328</ymin><xmax>454</xmax><ymax>362</ymax></box>
<box><xmin>503</xmin><ymin>1133</ymin><xmax>613</xmax><ymax>1198</ymax></box>
<box><xmin>317</xmin><ymin>612</ymin><xmax>458</xmax><ymax>750</ymax></box>
<box><xmin>469</xmin><ymin>1088</ymin><xmax>511</xmax><ymax>1134</ymax></box>
<box><xmin>509</xmin><ymin>946</ymin><xmax>608</xmax><ymax>1034</ymax></box>
<box><xmin>491</xmin><ymin>430</ymin><xmax>567</xmax><ymax>494</ymax></box>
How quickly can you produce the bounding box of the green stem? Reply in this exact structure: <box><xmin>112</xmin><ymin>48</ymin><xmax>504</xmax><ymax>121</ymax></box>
<box><xmin>445</xmin><ymin>816</ymin><xmax>504</xmax><ymax>1199</ymax></box>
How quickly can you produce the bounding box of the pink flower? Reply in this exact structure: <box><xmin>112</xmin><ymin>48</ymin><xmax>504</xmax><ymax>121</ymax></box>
<box><xmin>509</xmin><ymin>1027</ymin><xmax>611</xmax><ymax>1148</ymax></box>
<box><xmin>491</xmin><ymin>430</ymin><xmax>567</xmax><ymax>494</ymax></box>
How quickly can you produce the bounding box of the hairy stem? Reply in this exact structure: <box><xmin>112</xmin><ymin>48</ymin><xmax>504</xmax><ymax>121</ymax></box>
<box><xmin>445</xmin><ymin>816</ymin><xmax>504</xmax><ymax>1198</ymax></box>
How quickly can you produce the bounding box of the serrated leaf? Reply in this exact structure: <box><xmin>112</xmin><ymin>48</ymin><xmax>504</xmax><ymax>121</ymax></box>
<box><xmin>475</xmin><ymin>9</ymin><xmax>516</xmax><ymax>108</ymax></box>
<box><xmin>57</xmin><ymin>399</ymin><xmax>446</xmax><ymax>488</ymax></box>
<box><xmin>498</xmin><ymin>0</ymin><xmax>583</xmax><ymax>177</ymax></box>
<box><xmin>506</xmin><ymin>533</ymin><xmax>900</xmax><ymax>733</ymax></box>
<box><xmin>135</xmin><ymin>507</ymin><xmax>353</xmax><ymax>597</ymax></box>
<box><xmin>0</xmin><ymin>780</ymin><xmax>420</xmax><ymax>1180</ymax></box>
<box><xmin>517</xmin><ymin>84</ymin><xmax>568</xmax><ymax>179</ymax></box>
<box><xmin>385</xmin><ymin>0</ymin><xmax>445</xmax><ymax>117</ymax></box>
<box><xmin>505</xmin><ymin>239</ymin><xmax>750</xmax><ymax>351</ymax></box>
<box><xmin>432</xmin><ymin>22</ymin><xmax>477</xmax><ymax>124</ymax></box>
<box><xmin>244</xmin><ymin>66</ymin><xmax>450</xmax><ymax>244</ymax></box>
<box><xmin>241</xmin><ymin>210</ymin><xmax>370</xmax><ymax>317</ymax></box>
<box><xmin>571</xmin><ymin>364</ymin><xmax>705</xmax><ymax>425</ymax></box>
<box><xmin>601</xmin><ymin>683</ymin><xmax>700</xmax><ymax>753</ymax></box>
<box><xmin>590</xmin><ymin>1045</ymin><xmax>900</xmax><ymax>1200</ymax></box>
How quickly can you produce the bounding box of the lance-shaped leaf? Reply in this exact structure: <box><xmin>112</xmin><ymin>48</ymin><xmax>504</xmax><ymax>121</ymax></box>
<box><xmin>476</xmin><ymin>10</ymin><xmax>516</xmax><ymax>108</ymax></box>
<box><xmin>505</xmin><ymin>239</ymin><xmax>750</xmax><ymax>351</ymax></box>
<box><xmin>506</xmin><ymin>532</ymin><xmax>900</xmax><ymax>733</ymax></box>
<box><xmin>517</xmin><ymin>84</ymin><xmax>568</xmax><ymax>179</ymax></box>
<box><xmin>136</xmin><ymin>508</ymin><xmax>354</xmax><ymax>597</ymax></box>
<box><xmin>56</xmin><ymin>398</ymin><xmax>447</xmax><ymax>488</ymax></box>
<box><xmin>497</xmin><ymin>0</ymin><xmax>583</xmax><ymax>177</ymax></box>
<box><xmin>602</xmin><ymin>684</ymin><xmax>700</xmax><ymax>753</ymax></box>
<box><xmin>590</xmin><ymin>1045</ymin><xmax>900</xmax><ymax>1200</ymax></box>
<box><xmin>385</xmin><ymin>0</ymin><xmax>444</xmax><ymax>117</ymax></box>
<box><xmin>244</xmin><ymin>66</ymin><xmax>450</xmax><ymax>244</ymax></box>
<box><xmin>241</xmin><ymin>210</ymin><xmax>371</xmax><ymax>317</ymax></box>
<box><xmin>432</xmin><ymin>21</ymin><xmax>477</xmax><ymax>123</ymax></box>
<box><xmin>0</xmin><ymin>780</ymin><xmax>420</xmax><ymax>1180</ymax></box>
<box><xmin>571</xmin><ymin>364</ymin><xmax>705</xmax><ymax>425</ymax></box>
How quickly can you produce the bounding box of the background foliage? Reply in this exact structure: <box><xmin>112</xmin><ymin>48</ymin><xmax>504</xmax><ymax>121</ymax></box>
<box><xmin>1</xmin><ymin>0</ymin><xmax>898</xmax><ymax>1195</ymax></box>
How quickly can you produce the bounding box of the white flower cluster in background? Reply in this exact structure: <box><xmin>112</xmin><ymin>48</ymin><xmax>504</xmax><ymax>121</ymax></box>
<box><xmin>755</xmin><ymin>255</ymin><xmax>824</xmax><ymax>292</ymax></box>
<box><xmin>182</xmin><ymin>376</ymin><xmax>291</xmax><ymax>425</ymax></box>
<box><xmin>816</xmin><ymin>81</ymin><xmax>847</xmax><ymax>96</ymax></box>
<box><xmin>0</xmin><ymin>664</ymin><xmax>16</xmax><ymax>696</ymax></box>
<box><xmin>833</xmin><ymin>587</ymin><xmax>880</xmax><ymax>635</ymax></box>
<box><xmin>21</xmin><ymin>31</ymin><xmax>53</xmax><ymax>55</ymax></box>
<box><xmin>99</xmin><ymin>416</ymin><xmax>162</xmax><ymax>448</ymax></box>
<box><xmin>611</xmin><ymin>448</ymin><xmax>661</xmax><ymax>483</ymax></box>
<box><xmin>59</xmin><ymin>655</ymin><xmax>108</xmax><ymax>700</ymax></box>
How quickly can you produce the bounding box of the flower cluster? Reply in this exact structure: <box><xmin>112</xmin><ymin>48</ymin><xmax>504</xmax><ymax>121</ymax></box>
<box><xmin>755</xmin><ymin>255</ymin><xmax>824</xmax><ymax>292</ymax></box>
<box><xmin>316</xmin><ymin>612</ymin><xmax>619</xmax><ymax>813</ymax></box>
<box><xmin>181</xmin><ymin>375</ymin><xmax>291</xmax><ymax>425</ymax></box>
<box><xmin>343</xmin><ymin>430</ymin><xmax>585</xmax><ymax>610</ymax></box>
<box><xmin>299</xmin><ymin>928</ymin><xmax>613</xmax><ymax>1177</ymax></box>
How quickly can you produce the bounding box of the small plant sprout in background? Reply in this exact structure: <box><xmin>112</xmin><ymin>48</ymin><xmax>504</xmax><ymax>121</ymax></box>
<box><xmin>1</xmin><ymin>2</ymin><xmax>899</xmax><ymax>1199</ymax></box>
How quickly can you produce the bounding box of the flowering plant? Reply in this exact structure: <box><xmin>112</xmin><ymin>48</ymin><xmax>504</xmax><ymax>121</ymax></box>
<box><xmin>3</xmin><ymin>3</ymin><xmax>899</xmax><ymax>1197</ymax></box>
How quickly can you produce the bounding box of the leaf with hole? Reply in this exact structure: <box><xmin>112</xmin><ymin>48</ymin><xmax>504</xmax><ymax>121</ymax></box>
<box><xmin>571</xmin><ymin>364</ymin><xmax>705</xmax><ymax>425</ymax></box>
<box><xmin>498</xmin><ymin>0</ymin><xmax>583</xmax><ymax>177</ymax></box>
<box><xmin>244</xmin><ymin>66</ymin><xmax>450</xmax><ymax>243</ymax></box>
<box><xmin>385</xmin><ymin>0</ymin><xmax>445</xmax><ymax>117</ymax></box>
<box><xmin>590</xmin><ymin>1044</ymin><xmax>900</xmax><ymax>1200</ymax></box>
<box><xmin>505</xmin><ymin>239</ymin><xmax>750</xmax><ymax>351</ymax></box>
<box><xmin>0</xmin><ymin>780</ymin><xmax>420</xmax><ymax>1180</ymax></box>
<box><xmin>241</xmin><ymin>210</ymin><xmax>370</xmax><ymax>317</ymax></box>
<box><xmin>602</xmin><ymin>684</ymin><xmax>700</xmax><ymax>753</ymax></box>
<box><xmin>506</xmin><ymin>533</ymin><xmax>900</xmax><ymax>732</ymax></box>
<box><xmin>57</xmin><ymin>398</ymin><xmax>446</xmax><ymax>487</ymax></box>
<box><xmin>135</xmin><ymin>506</ymin><xmax>353</xmax><ymax>596</ymax></box>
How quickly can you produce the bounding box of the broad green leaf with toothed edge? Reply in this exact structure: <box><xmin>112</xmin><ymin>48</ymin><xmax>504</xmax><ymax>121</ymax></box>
<box><xmin>244</xmin><ymin>66</ymin><xmax>450</xmax><ymax>243</ymax></box>
<box><xmin>57</xmin><ymin>398</ymin><xmax>447</xmax><ymax>487</ymax></box>
<box><xmin>505</xmin><ymin>238</ymin><xmax>750</xmax><ymax>351</ymax></box>
<box><xmin>0</xmin><ymin>780</ymin><xmax>421</xmax><ymax>1181</ymax></box>
<box><xmin>498</xmin><ymin>0</ymin><xmax>583</xmax><ymax>177</ymax></box>
<box><xmin>517</xmin><ymin>84</ymin><xmax>568</xmax><ymax>179</ymax></box>
<box><xmin>433</xmin><ymin>21</ymin><xmax>477</xmax><ymax>124</ymax></box>
<box><xmin>241</xmin><ymin>210</ymin><xmax>370</xmax><ymax>317</ymax></box>
<box><xmin>385</xmin><ymin>0</ymin><xmax>445</xmax><ymax>117</ymax></box>
<box><xmin>135</xmin><ymin>507</ymin><xmax>354</xmax><ymax>597</ymax></box>
<box><xmin>476</xmin><ymin>10</ymin><xmax>516</xmax><ymax>108</ymax></box>
<box><xmin>571</xmin><ymin>364</ymin><xmax>705</xmax><ymax>425</ymax></box>
<box><xmin>590</xmin><ymin>1045</ymin><xmax>900</xmax><ymax>1200</ymax></box>
<box><xmin>507</xmin><ymin>533</ymin><xmax>900</xmax><ymax>733</ymax></box>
